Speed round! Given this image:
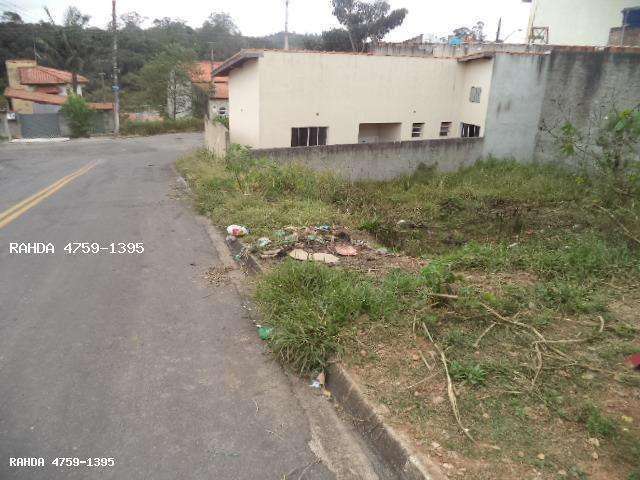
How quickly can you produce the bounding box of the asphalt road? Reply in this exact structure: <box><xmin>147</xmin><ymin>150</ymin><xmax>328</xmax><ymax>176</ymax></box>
<box><xmin>0</xmin><ymin>134</ymin><xmax>339</xmax><ymax>479</ymax></box>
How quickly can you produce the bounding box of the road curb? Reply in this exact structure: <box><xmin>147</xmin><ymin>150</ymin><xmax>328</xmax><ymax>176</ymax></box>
<box><xmin>177</xmin><ymin>172</ymin><xmax>443</xmax><ymax>480</ymax></box>
<box><xmin>219</xmin><ymin>234</ymin><xmax>443</xmax><ymax>480</ymax></box>
<box><xmin>327</xmin><ymin>364</ymin><xmax>446</xmax><ymax>480</ymax></box>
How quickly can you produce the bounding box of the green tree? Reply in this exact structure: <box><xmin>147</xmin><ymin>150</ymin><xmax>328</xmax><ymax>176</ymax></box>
<box><xmin>61</xmin><ymin>94</ymin><xmax>94</xmax><ymax>138</ymax></box>
<box><xmin>38</xmin><ymin>7</ymin><xmax>93</xmax><ymax>93</ymax></box>
<box><xmin>128</xmin><ymin>44</ymin><xmax>196</xmax><ymax>119</ymax></box>
<box><xmin>321</xmin><ymin>28</ymin><xmax>353</xmax><ymax>51</ymax></box>
<box><xmin>331</xmin><ymin>0</ymin><xmax>407</xmax><ymax>52</ymax></box>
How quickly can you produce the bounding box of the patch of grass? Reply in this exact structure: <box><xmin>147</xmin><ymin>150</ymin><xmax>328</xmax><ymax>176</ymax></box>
<box><xmin>120</xmin><ymin>117</ymin><xmax>203</xmax><ymax>136</ymax></box>
<box><xmin>449</xmin><ymin>361</ymin><xmax>487</xmax><ymax>386</ymax></box>
<box><xmin>255</xmin><ymin>261</ymin><xmax>389</xmax><ymax>373</ymax></box>
<box><xmin>581</xmin><ymin>403</ymin><xmax>618</xmax><ymax>438</ymax></box>
<box><xmin>178</xmin><ymin>149</ymin><xmax>640</xmax><ymax>479</ymax></box>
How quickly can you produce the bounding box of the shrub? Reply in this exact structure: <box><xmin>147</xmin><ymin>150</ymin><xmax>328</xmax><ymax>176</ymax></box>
<box><xmin>60</xmin><ymin>94</ymin><xmax>94</xmax><ymax>138</ymax></box>
<box><xmin>119</xmin><ymin>117</ymin><xmax>203</xmax><ymax>136</ymax></box>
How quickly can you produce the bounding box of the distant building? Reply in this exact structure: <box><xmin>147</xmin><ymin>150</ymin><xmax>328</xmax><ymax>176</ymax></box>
<box><xmin>524</xmin><ymin>0</ymin><xmax>640</xmax><ymax>46</ymax></box>
<box><xmin>167</xmin><ymin>61</ymin><xmax>229</xmax><ymax>119</ymax></box>
<box><xmin>213</xmin><ymin>50</ymin><xmax>492</xmax><ymax>149</ymax></box>
<box><xmin>213</xmin><ymin>46</ymin><xmax>640</xmax><ymax>166</ymax></box>
<box><xmin>4</xmin><ymin>59</ymin><xmax>111</xmax><ymax>114</ymax></box>
<box><xmin>3</xmin><ymin>59</ymin><xmax>113</xmax><ymax>138</ymax></box>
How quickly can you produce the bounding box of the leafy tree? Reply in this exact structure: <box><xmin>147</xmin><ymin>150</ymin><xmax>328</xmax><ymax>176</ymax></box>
<box><xmin>331</xmin><ymin>0</ymin><xmax>407</xmax><ymax>52</ymax></box>
<box><xmin>38</xmin><ymin>7</ymin><xmax>93</xmax><ymax>92</ymax></box>
<box><xmin>60</xmin><ymin>94</ymin><xmax>94</xmax><ymax>137</ymax></box>
<box><xmin>1</xmin><ymin>11</ymin><xmax>23</xmax><ymax>23</ymax></box>
<box><xmin>197</xmin><ymin>12</ymin><xmax>243</xmax><ymax>60</ymax></box>
<box><xmin>128</xmin><ymin>44</ymin><xmax>196</xmax><ymax>119</ymax></box>
<box><xmin>321</xmin><ymin>28</ymin><xmax>353</xmax><ymax>51</ymax></box>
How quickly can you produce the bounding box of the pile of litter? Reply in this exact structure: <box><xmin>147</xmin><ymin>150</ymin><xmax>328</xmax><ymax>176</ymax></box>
<box><xmin>225</xmin><ymin>223</ymin><xmax>429</xmax><ymax>274</ymax></box>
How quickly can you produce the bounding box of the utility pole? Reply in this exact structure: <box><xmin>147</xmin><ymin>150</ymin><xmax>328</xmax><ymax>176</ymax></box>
<box><xmin>112</xmin><ymin>0</ymin><xmax>120</xmax><ymax>135</ymax></box>
<box><xmin>495</xmin><ymin>17</ymin><xmax>502</xmax><ymax>43</ymax></box>
<box><xmin>284</xmin><ymin>0</ymin><xmax>290</xmax><ymax>50</ymax></box>
<box><xmin>99</xmin><ymin>73</ymin><xmax>106</xmax><ymax>102</ymax></box>
<box><xmin>207</xmin><ymin>41</ymin><xmax>215</xmax><ymax>63</ymax></box>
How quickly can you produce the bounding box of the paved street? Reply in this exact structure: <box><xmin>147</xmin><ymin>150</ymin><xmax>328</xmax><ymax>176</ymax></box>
<box><xmin>0</xmin><ymin>134</ymin><xmax>337</xmax><ymax>479</ymax></box>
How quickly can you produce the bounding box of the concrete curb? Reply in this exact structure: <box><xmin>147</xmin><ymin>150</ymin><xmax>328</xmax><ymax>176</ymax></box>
<box><xmin>220</xmin><ymin>236</ymin><xmax>444</xmax><ymax>480</ymax></box>
<box><xmin>177</xmin><ymin>173</ymin><xmax>443</xmax><ymax>480</ymax></box>
<box><xmin>327</xmin><ymin>364</ymin><xmax>446</xmax><ymax>480</ymax></box>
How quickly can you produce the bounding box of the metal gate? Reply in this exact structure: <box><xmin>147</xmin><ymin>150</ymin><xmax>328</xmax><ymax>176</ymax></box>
<box><xmin>18</xmin><ymin>113</ymin><xmax>61</xmax><ymax>138</ymax></box>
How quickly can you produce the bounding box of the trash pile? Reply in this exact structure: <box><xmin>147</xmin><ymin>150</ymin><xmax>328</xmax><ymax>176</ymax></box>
<box><xmin>226</xmin><ymin>223</ymin><xmax>398</xmax><ymax>268</ymax></box>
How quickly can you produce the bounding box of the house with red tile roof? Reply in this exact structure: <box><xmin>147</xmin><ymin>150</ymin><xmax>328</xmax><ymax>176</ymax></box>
<box><xmin>4</xmin><ymin>59</ymin><xmax>112</xmax><ymax>114</ymax></box>
<box><xmin>167</xmin><ymin>60</ymin><xmax>229</xmax><ymax>119</ymax></box>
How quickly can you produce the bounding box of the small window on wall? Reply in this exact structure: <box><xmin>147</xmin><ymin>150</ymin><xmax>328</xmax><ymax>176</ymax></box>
<box><xmin>218</xmin><ymin>106</ymin><xmax>228</xmax><ymax>116</ymax></box>
<box><xmin>291</xmin><ymin>127</ymin><xmax>328</xmax><ymax>147</ymax></box>
<box><xmin>411</xmin><ymin>122</ymin><xmax>424</xmax><ymax>138</ymax></box>
<box><xmin>461</xmin><ymin>123</ymin><xmax>481</xmax><ymax>138</ymax></box>
<box><xmin>469</xmin><ymin>87</ymin><xmax>482</xmax><ymax>103</ymax></box>
<box><xmin>439</xmin><ymin>122</ymin><xmax>452</xmax><ymax>137</ymax></box>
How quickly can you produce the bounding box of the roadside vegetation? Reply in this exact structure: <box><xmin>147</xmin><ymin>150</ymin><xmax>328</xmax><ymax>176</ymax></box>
<box><xmin>177</xmin><ymin>110</ymin><xmax>640</xmax><ymax>479</ymax></box>
<box><xmin>120</xmin><ymin>117</ymin><xmax>203</xmax><ymax>137</ymax></box>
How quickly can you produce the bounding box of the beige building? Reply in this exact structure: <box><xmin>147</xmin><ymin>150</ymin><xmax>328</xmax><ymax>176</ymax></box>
<box><xmin>526</xmin><ymin>0</ymin><xmax>638</xmax><ymax>46</ymax></box>
<box><xmin>213</xmin><ymin>50</ymin><xmax>493</xmax><ymax>149</ymax></box>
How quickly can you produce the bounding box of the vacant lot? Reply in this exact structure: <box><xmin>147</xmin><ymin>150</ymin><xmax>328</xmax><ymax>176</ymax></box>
<box><xmin>178</xmin><ymin>147</ymin><xmax>640</xmax><ymax>480</ymax></box>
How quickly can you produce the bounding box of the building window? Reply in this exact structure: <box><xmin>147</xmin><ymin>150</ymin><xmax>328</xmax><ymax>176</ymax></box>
<box><xmin>217</xmin><ymin>106</ymin><xmax>227</xmax><ymax>116</ymax></box>
<box><xmin>411</xmin><ymin>122</ymin><xmax>424</xmax><ymax>138</ymax></box>
<box><xmin>291</xmin><ymin>127</ymin><xmax>328</xmax><ymax>147</ymax></box>
<box><xmin>461</xmin><ymin>123</ymin><xmax>481</xmax><ymax>138</ymax></box>
<box><xmin>469</xmin><ymin>87</ymin><xmax>482</xmax><ymax>103</ymax></box>
<box><xmin>439</xmin><ymin>122</ymin><xmax>452</xmax><ymax>137</ymax></box>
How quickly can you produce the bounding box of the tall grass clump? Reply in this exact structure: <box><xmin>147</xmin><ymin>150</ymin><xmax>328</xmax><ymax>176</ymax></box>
<box><xmin>120</xmin><ymin>117</ymin><xmax>203</xmax><ymax>136</ymax></box>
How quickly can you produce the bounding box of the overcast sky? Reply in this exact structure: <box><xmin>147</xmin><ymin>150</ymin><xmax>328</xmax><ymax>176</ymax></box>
<box><xmin>10</xmin><ymin>0</ymin><xmax>532</xmax><ymax>43</ymax></box>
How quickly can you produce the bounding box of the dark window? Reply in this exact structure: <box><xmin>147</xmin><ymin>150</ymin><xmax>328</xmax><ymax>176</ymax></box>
<box><xmin>291</xmin><ymin>127</ymin><xmax>328</xmax><ymax>147</ymax></box>
<box><xmin>439</xmin><ymin>122</ymin><xmax>452</xmax><ymax>137</ymax></box>
<box><xmin>469</xmin><ymin>86</ymin><xmax>482</xmax><ymax>103</ymax></box>
<box><xmin>461</xmin><ymin>123</ymin><xmax>481</xmax><ymax>138</ymax></box>
<box><xmin>411</xmin><ymin>122</ymin><xmax>424</xmax><ymax>138</ymax></box>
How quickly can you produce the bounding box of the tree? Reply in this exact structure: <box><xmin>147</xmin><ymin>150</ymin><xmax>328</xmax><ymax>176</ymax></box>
<box><xmin>321</xmin><ymin>28</ymin><xmax>353</xmax><ymax>52</ymax></box>
<box><xmin>1</xmin><ymin>11</ymin><xmax>23</xmax><ymax>23</ymax></box>
<box><xmin>129</xmin><ymin>44</ymin><xmax>196</xmax><ymax>118</ymax></box>
<box><xmin>331</xmin><ymin>0</ymin><xmax>407</xmax><ymax>52</ymax></box>
<box><xmin>60</xmin><ymin>94</ymin><xmax>94</xmax><ymax>138</ymax></box>
<box><xmin>197</xmin><ymin>12</ymin><xmax>243</xmax><ymax>60</ymax></box>
<box><xmin>38</xmin><ymin>7</ymin><xmax>93</xmax><ymax>93</ymax></box>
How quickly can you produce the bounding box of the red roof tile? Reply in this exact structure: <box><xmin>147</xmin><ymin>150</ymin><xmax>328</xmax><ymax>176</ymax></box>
<box><xmin>189</xmin><ymin>61</ymin><xmax>228</xmax><ymax>84</ymax></box>
<box><xmin>4</xmin><ymin>88</ymin><xmax>113</xmax><ymax>110</ymax></box>
<box><xmin>18</xmin><ymin>66</ymin><xmax>89</xmax><ymax>85</ymax></box>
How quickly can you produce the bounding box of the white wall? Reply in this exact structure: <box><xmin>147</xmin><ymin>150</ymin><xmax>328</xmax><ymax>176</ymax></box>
<box><xmin>235</xmin><ymin>51</ymin><xmax>493</xmax><ymax>149</ymax></box>
<box><xmin>528</xmin><ymin>0</ymin><xmax>635</xmax><ymax>46</ymax></box>
<box><xmin>229</xmin><ymin>59</ymin><xmax>260</xmax><ymax>146</ymax></box>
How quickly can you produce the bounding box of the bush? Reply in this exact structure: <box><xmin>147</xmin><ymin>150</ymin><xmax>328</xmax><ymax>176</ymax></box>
<box><xmin>60</xmin><ymin>94</ymin><xmax>94</xmax><ymax>138</ymax></box>
<box><xmin>120</xmin><ymin>117</ymin><xmax>203</xmax><ymax>136</ymax></box>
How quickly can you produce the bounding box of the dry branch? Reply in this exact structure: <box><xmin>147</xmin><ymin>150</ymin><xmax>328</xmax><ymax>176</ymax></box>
<box><xmin>422</xmin><ymin>322</ymin><xmax>476</xmax><ymax>443</ymax></box>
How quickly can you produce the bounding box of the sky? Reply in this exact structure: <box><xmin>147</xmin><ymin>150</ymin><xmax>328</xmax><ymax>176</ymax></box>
<box><xmin>7</xmin><ymin>0</ymin><xmax>533</xmax><ymax>43</ymax></box>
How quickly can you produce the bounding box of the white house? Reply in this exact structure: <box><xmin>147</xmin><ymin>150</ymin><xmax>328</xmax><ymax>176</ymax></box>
<box><xmin>212</xmin><ymin>49</ymin><xmax>493</xmax><ymax>149</ymax></box>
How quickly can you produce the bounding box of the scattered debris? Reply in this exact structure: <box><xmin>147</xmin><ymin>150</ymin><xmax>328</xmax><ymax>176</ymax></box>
<box><xmin>256</xmin><ymin>237</ymin><xmax>271</xmax><ymax>248</ymax></box>
<box><xmin>260</xmin><ymin>248</ymin><xmax>282</xmax><ymax>259</ymax></box>
<box><xmin>311</xmin><ymin>252</ymin><xmax>340</xmax><ymax>265</ymax></box>
<box><xmin>226</xmin><ymin>224</ymin><xmax>249</xmax><ymax>237</ymax></box>
<box><xmin>627</xmin><ymin>353</ymin><xmax>640</xmax><ymax>370</ymax></box>
<box><xmin>288</xmin><ymin>249</ymin><xmax>340</xmax><ymax>265</ymax></box>
<box><xmin>258</xmin><ymin>326</ymin><xmax>273</xmax><ymax>340</ymax></box>
<box><xmin>205</xmin><ymin>266</ymin><xmax>233</xmax><ymax>286</ymax></box>
<box><xmin>288</xmin><ymin>249</ymin><xmax>312</xmax><ymax>261</ymax></box>
<box><xmin>335</xmin><ymin>244</ymin><xmax>357</xmax><ymax>256</ymax></box>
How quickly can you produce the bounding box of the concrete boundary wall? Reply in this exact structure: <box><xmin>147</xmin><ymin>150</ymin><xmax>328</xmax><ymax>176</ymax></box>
<box><xmin>251</xmin><ymin>138</ymin><xmax>484</xmax><ymax>181</ymax></box>
<box><xmin>204</xmin><ymin>119</ymin><xmax>230</xmax><ymax>157</ymax></box>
